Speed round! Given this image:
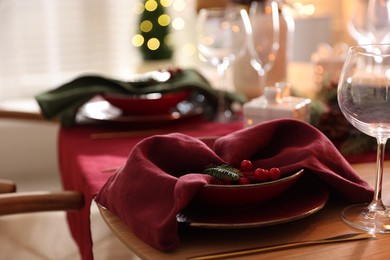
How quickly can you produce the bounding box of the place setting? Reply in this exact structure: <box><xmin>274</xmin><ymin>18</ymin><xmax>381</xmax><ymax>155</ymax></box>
<box><xmin>34</xmin><ymin>67</ymin><xmax>247</xmax><ymax>129</ymax></box>
<box><xmin>94</xmin><ymin>118</ymin><xmax>374</xmax><ymax>256</ymax></box>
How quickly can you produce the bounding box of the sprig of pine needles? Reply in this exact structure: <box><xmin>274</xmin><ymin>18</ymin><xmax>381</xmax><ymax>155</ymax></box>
<box><xmin>203</xmin><ymin>164</ymin><xmax>242</xmax><ymax>180</ymax></box>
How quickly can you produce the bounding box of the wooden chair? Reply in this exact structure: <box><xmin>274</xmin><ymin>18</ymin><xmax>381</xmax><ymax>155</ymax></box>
<box><xmin>0</xmin><ymin>179</ymin><xmax>83</xmax><ymax>216</ymax></box>
<box><xmin>0</xmin><ymin>98</ymin><xmax>83</xmax><ymax>215</ymax></box>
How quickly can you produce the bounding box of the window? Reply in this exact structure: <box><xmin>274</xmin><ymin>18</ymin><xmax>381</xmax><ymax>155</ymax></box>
<box><xmin>0</xmin><ymin>0</ymin><xmax>197</xmax><ymax>99</ymax></box>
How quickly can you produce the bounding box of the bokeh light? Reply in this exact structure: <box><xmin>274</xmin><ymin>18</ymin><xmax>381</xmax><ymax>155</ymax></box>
<box><xmin>132</xmin><ymin>34</ymin><xmax>144</xmax><ymax>47</ymax></box>
<box><xmin>140</xmin><ymin>20</ymin><xmax>153</xmax><ymax>32</ymax></box>
<box><xmin>147</xmin><ymin>38</ymin><xmax>160</xmax><ymax>50</ymax></box>
<box><xmin>158</xmin><ymin>14</ymin><xmax>170</xmax><ymax>26</ymax></box>
<box><xmin>132</xmin><ymin>2</ymin><xmax>144</xmax><ymax>14</ymax></box>
<box><xmin>198</xmin><ymin>52</ymin><xmax>207</xmax><ymax>62</ymax></box>
<box><xmin>172</xmin><ymin>17</ymin><xmax>185</xmax><ymax>30</ymax></box>
<box><xmin>145</xmin><ymin>0</ymin><xmax>158</xmax><ymax>12</ymax></box>
<box><xmin>160</xmin><ymin>0</ymin><xmax>173</xmax><ymax>7</ymax></box>
<box><xmin>173</xmin><ymin>0</ymin><xmax>186</xmax><ymax>11</ymax></box>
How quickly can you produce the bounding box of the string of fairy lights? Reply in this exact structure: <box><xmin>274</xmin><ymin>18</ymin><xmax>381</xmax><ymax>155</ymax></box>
<box><xmin>131</xmin><ymin>0</ymin><xmax>188</xmax><ymax>59</ymax></box>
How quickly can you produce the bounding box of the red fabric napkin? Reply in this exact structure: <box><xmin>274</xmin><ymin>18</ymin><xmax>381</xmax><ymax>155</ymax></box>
<box><xmin>95</xmin><ymin>119</ymin><xmax>374</xmax><ymax>251</ymax></box>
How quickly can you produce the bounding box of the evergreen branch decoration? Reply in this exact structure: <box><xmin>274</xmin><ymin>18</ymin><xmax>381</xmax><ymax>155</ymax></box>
<box><xmin>339</xmin><ymin>134</ymin><xmax>378</xmax><ymax>155</ymax></box>
<box><xmin>203</xmin><ymin>164</ymin><xmax>242</xmax><ymax>180</ymax></box>
<box><xmin>136</xmin><ymin>0</ymin><xmax>173</xmax><ymax>60</ymax></box>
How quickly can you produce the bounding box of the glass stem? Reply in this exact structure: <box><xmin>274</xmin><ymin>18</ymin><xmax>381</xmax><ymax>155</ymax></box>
<box><xmin>369</xmin><ymin>137</ymin><xmax>388</xmax><ymax>212</ymax></box>
<box><xmin>257</xmin><ymin>69</ymin><xmax>267</xmax><ymax>95</ymax></box>
<box><xmin>216</xmin><ymin>64</ymin><xmax>227</xmax><ymax>115</ymax></box>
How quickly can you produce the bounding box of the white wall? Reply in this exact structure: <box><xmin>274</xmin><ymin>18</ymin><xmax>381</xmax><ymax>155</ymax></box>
<box><xmin>0</xmin><ymin>120</ymin><xmax>60</xmax><ymax>191</ymax></box>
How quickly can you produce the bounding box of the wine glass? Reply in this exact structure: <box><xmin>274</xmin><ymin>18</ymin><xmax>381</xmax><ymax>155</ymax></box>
<box><xmin>348</xmin><ymin>0</ymin><xmax>390</xmax><ymax>44</ymax></box>
<box><xmin>196</xmin><ymin>6</ymin><xmax>248</xmax><ymax>122</ymax></box>
<box><xmin>338</xmin><ymin>44</ymin><xmax>390</xmax><ymax>233</ymax></box>
<box><xmin>244</xmin><ymin>0</ymin><xmax>280</xmax><ymax>94</ymax></box>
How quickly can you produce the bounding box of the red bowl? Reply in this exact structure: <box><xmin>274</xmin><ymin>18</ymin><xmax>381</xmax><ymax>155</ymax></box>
<box><xmin>103</xmin><ymin>90</ymin><xmax>190</xmax><ymax>115</ymax></box>
<box><xmin>193</xmin><ymin>169</ymin><xmax>304</xmax><ymax>210</ymax></box>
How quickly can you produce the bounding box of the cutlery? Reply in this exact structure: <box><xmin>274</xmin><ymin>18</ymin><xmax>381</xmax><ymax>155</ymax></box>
<box><xmin>187</xmin><ymin>232</ymin><xmax>375</xmax><ymax>260</ymax></box>
<box><xmin>91</xmin><ymin>129</ymin><xmax>169</xmax><ymax>139</ymax></box>
<box><xmin>91</xmin><ymin>125</ymin><xmax>204</xmax><ymax>139</ymax></box>
<box><xmin>100</xmin><ymin>167</ymin><xmax>120</xmax><ymax>173</ymax></box>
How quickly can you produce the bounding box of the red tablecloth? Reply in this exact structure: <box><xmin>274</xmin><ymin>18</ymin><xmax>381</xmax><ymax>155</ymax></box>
<box><xmin>58</xmin><ymin>119</ymin><xmax>244</xmax><ymax>260</ymax></box>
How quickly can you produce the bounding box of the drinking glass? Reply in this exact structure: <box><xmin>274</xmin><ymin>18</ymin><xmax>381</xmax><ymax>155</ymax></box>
<box><xmin>196</xmin><ymin>6</ymin><xmax>248</xmax><ymax>122</ymax></box>
<box><xmin>244</xmin><ymin>0</ymin><xmax>280</xmax><ymax>94</ymax></box>
<box><xmin>338</xmin><ymin>44</ymin><xmax>390</xmax><ymax>233</ymax></box>
<box><xmin>348</xmin><ymin>0</ymin><xmax>390</xmax><ymax>44</ymax></box>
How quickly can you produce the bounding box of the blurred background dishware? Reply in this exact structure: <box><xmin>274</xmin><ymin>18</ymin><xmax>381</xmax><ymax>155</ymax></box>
<box><xmin>348</xmin><ymin>0</ymin><xmax>390</xmax><ymax>44</ymax></box>
<box><xmin>103</xmin><ymin>91</ymin><xmax>190</xmax><ymax>116</ymax></box>
<box><xmin>338</xmin><ymin>44</ymin><xmax>390</xmax><ymax>233</ymax></box>
<box><xmin>244</xmin><ymin>0</ymin><xmax>280</xmax><ymax>95</ymax></box>
<box><xmin>196</xmin><ymin>6</ymin><xmax>248</xmax><ymax>122</ymax></box>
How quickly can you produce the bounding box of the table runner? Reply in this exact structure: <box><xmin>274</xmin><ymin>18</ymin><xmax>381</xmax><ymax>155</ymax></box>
<box><xmin>58</xmin><ymin>119</ymin><xmax>243</xmax><ymax>260</ymax></box>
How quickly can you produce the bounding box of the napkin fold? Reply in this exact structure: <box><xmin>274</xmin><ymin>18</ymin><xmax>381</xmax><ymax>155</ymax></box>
<box><xmin>95</xmin><ymin>119</ymin><xmax>374</xmax><ymax>251</ymax></box>
<box><xmin>35</xmin><ymin>68</ymin><xmax>246</xmax><ymax>127</ymax></box>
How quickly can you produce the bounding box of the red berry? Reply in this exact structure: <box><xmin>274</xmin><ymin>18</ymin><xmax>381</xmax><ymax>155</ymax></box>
<box><xmin>269</xmin><ymin>167</ymin><xmax>281</xmax><ymax>180</ymax></box>
<box><xmin>240</xmin><ymin>160</ymin><xmax>253</xmax><ymax>171</ymax></box>
<box><xmin>238</xmin><ymin>177</ymin><xmax>250</xmax><ymax>185</ymax></box>
<box><xmin>254</xmin><ymin>168</ymin><xmax>270</xmax><ymax>182</ymax></box>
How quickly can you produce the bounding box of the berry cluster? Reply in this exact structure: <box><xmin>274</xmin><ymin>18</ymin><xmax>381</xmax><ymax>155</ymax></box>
<box><xmin>203</xmin><ymin>160</ymin><xmax>282</xmax><ymax>185</ymax></box>
<box><xmin>238</xmin><ymin>160</ymin><xmax>282</xmax><ymax>185</ymax></box>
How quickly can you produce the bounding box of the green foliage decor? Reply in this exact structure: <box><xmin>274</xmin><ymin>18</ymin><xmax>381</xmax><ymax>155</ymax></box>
<box><xmin>138</xmin><ymin>0</ymin><xmax>173</xmax><ymax>60</ymax></box>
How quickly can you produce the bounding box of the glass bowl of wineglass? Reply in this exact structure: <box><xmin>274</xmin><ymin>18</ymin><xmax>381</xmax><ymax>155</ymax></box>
<box><xmin>348</xmin><ymin>0</ymin><xmax>390</xmax><ymax>44</ymax></box>
<box><xmin>244</xmin><ymin>0</ymin><xmax>280</xmax><ymax>94</ymax></box>
<box><xmin>338</xmin><ymin>44</ymin><xmax>390</xmax><ymax>233</ymax></box>
<box><xmin>196</xmin><ymin>6</ymin><xmax>248</xmax><ymax>122</ymax></box>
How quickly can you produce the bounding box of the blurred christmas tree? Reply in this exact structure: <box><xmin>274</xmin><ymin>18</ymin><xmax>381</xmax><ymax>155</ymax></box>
<box><xmin>134</xmin><ymin>0</ymin><xmax>173</xmax><ymax>60</ymax></box>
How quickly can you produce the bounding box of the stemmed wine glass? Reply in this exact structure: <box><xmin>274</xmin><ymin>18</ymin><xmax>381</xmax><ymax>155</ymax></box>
<box><xmin>338</xmin><ymin>44</ymin><xmax>390</xmax><ymax>233</ymax></box>
<box><xmin>348</xmin><ymin>0</ymin><xmax>390</xmax><ymax>44</ymax></box>
<box><xmin>196</xmin><ymin>6</ymin><xmax>248</xmax><ymax>122</ymax></box>
<box><xmin>244</xmin><ymin>0</ymin><xmax>280</xmax><ymax>94</ymax></box>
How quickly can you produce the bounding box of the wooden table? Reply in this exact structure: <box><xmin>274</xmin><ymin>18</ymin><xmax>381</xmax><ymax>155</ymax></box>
<box><xmin>0</xmin><ymin>98</ymin><xmax>47</xmax><ymax>121</ymax></box>
<box><xmin>97</xmin><ymin>161</ymin><xmax>390</xmax><ymax>260</ymax></box>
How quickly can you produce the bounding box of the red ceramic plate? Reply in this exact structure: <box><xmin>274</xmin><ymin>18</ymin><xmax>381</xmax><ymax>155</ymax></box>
<box><xmin>192</xmin><ymin>169</ymin><xmax>304</xmax><ymax>210</ymax></box>
<box><xmin>79</xmin><ymin>99</ymin><xmax>203</xmax><ymax>127</ymax></box>
<box><xmin>103</xmin><ymin>90</ymin><xmax>190</xmax><ymax>115</ymax></box>
<box><xmin>177</xmin><ymin>174</ymin><xmax>329</xmax><ymax>228</ymax></box>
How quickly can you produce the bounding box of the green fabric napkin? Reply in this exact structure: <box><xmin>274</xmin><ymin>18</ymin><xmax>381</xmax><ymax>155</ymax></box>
<box><xmin>35</xmin><ymin>68</ymin><xmax>247</xmax><ymax>127</ymax></box>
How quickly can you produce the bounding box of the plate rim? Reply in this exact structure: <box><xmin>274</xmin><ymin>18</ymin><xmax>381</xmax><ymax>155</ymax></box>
<box><xmin>176</xmin><ymin>176</ymin><xmax>329</xmax><ymax>229</ymax></box>
<box><xmin>79</xmin><ymin>99</ymin><xmax>203</xmax><ymax>124</ymax></box>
